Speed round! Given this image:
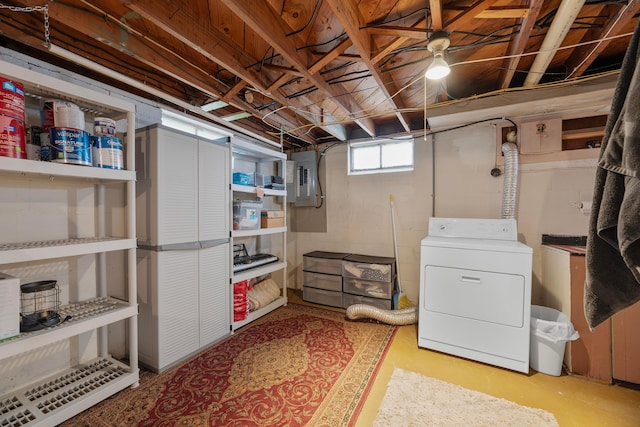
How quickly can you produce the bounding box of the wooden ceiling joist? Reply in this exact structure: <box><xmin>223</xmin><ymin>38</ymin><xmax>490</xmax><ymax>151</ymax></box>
<box><xmin>308</xmin><ymin>38</ymin><xmax>354</xmax><ymax>75</ymax></box>
<box><xmin>476</xmin><ymin>8</ymin><xmax>530</xmax><ymax>19</ymax></box>
<box><xmin>497</xmin><ymin>0</ymin><xmax>545</xmax><ymax>89</ymax></box>
<box><xmin>222</xmin><ymin>80</ymin><xmax>246</xmax><ymax>102</ymax></box>
<box><xmin>2</xmin><ymin>0</ymin><xmax>635</xmax><ymax>147</ymax></box>
<box><xmin>325</xmin><ymin>0</ymin><xmax>411</xmax><ymax>132</ymax></box>
<box><xmin>125</xmin><ymin>0</ymin><xmax>347</xmax><ymax>141</ymax></box>
<box><xmin>220</xmin><ymin>0</ymin><xmax>376</xmax><ymax>137</ymax></box>
<box><xmin>368</xmin><ymin>26</ymin><xmax>428</xmax><ymax>39</ymax></box>
<box><xmin>565</xmin><ymin>0</ymin><xmax>640</xmax><ymax>79</ymax></box>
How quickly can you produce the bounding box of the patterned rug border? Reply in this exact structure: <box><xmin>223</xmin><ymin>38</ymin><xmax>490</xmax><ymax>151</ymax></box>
<box><xmin>63</xmin><ymin>302</ymin><xmax>397</xmax><ymax>427</ymax></box>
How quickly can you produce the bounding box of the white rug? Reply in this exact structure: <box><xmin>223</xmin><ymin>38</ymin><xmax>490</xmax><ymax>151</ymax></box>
<box><xmin>374</xmin><ymin>368</ymin><xmax>559</xmax><ymax>427</ymax></box>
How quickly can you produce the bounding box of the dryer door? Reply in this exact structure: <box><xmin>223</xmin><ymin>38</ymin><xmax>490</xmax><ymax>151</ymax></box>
<box><xmin>424</xmin><ymin>265</ymin><xmax>525</xmax><ymax>327</ymax></box>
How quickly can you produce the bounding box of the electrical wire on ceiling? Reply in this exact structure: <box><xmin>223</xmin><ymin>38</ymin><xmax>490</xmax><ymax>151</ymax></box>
<box><xmin>229</xmin><ymin>4</ymin><xmax>623</xmax><ymax>126</ymax></box>
<box><xmin>404</xmin><ymin>117</ymin><xmax>519</xmax><ymax>141</ymax></box>
<box><xmin>18</xmin><ymin>0</ymin><xmax>628</xmax><ymax>145</ymax></box>
<box><xmin>269</xmin><ymin>65</ymin><xmax>620</xmax><ymax>137</ymax></box>
<box><xmin>284</xmin><ymin>0</ymin><xmax>322</xmax><ymax>37</ymax></box>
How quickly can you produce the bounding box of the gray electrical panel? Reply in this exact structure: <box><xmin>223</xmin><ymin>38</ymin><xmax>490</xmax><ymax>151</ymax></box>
<box><xmin>287</xmin><ymin>150</ymin><xmax>317</xmax><ymax>206</ymax></box>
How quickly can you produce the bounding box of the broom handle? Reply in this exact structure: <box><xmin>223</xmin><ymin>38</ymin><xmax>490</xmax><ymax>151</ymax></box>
<box><xmin>390</xmin><ymin>195</ymin><xmax>402</xmax><ymax>293</ymax></box>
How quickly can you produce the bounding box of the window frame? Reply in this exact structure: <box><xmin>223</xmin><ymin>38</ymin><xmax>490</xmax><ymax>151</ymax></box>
<box><xmin>347</xmin><ymin>139</ymin><xmax>414</xmax><ymax>175</ymax></box>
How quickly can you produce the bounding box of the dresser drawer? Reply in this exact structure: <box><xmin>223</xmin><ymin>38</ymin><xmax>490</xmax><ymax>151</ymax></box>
<box><xmin>343</xmin><ymin>292</ymin><xmax>393</xmax><ymax>310</ymax></box>
<box><xmin>342</xmin><ymin>254</ymin><xmax>395</xmax><ymax>283</ymax></box>
<box><xmin>343</xmin><ymin>277</ymin><xmax>394</xmax><ymax>299</ymax></box>
<box><xmin>303</xmin><ymin>251</ymin><xmax>350</xmax><ymax>275</ymax></box>
<box><xmin>303</xmin><ymin>271</ymin><xmax>342</xmax><ymax>292</ymax></box>
<box><xmin>303</xmin><ymin>286</ymin><xmax>343</xmax><ymax>308</ymax></box>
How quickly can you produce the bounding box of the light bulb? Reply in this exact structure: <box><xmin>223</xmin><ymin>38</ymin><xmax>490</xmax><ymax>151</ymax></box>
<box><xmin>425</xmin><ymin>53</ymin><xmax>450</xmax><ymax>80</ymax></box>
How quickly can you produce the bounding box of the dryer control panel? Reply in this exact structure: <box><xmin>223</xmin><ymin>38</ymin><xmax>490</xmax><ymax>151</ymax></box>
<box><xmin>428</xmin><ymin>217</ymin><xmax>517</xmax><ymax>240</ymax></box>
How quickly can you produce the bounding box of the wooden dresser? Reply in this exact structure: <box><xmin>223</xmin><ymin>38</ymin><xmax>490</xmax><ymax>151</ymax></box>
<box><xmin>542</xmin><ymin>244</ymin><xmax>640</xmax><ymax>384</ymax></box>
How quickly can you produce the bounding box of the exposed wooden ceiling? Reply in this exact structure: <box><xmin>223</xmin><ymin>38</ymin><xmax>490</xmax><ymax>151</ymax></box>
<box><xmin>0</xmin><ymin>0</ymin><xmax>638</xmax><ymax>148</ymax></box>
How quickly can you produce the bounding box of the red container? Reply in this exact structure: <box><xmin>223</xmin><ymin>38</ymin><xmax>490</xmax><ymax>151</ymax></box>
<box><xmin>0</xmin><ymin>77</ymin><xmax>25</xmax><ymax>120</ymax></box>
<box><xmin>0</xmin><ymin>114</ymin><xmax>26</xmax><ymax>159</ymax></box>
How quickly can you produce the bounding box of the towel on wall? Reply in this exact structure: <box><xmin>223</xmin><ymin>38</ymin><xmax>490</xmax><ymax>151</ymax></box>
<box><xmin>585</xmin><ymin>20</ymin><xmax>640</xmax><ymax>329</ymax></box>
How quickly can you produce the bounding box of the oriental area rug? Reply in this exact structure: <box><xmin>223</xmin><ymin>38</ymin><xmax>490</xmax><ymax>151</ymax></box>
<box><xmin>63</xmin><ymin>303</ymin><xmax>396</xmax><ymax>427</ymax></box>
<box><xmin>374</xmin><ymin>368</ymin><xmax>559</xmax><ymax>427</ymax></box>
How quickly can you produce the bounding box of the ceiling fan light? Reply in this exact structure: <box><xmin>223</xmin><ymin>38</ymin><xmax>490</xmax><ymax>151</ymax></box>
<box><xmin>425</xmin><ymin>54</ymin><xmax>450</xmax><ymax>80</ymax></box>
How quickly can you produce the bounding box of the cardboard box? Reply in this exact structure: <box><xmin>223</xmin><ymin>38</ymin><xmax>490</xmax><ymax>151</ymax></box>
<box><xmin>0</xmin><ymin>273</ymin><xmax>20</xmax><ymax>341</ymax></box>
<box><xmin>261</xmin><ymin>210</ymin><xmax>284</xmax><ymax>228</ymax></box>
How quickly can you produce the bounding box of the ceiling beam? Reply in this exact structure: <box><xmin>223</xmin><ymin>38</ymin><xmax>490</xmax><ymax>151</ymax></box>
<box><xmin>523</xmin><ymin>0</ymin><xmax>586</xmax><ymax>86</ymax></box>
<box><xmin>261</xmin><ymin>64</ymin><xmax>305</xmax><ymax>78</ymax></box>
<box><xmin>125</xmin><ymin>0</ymin><xmax>347</xmax><ymax>141</ymax></box>
<box><xmin>429</xmin><ymin>0</ymin><xmax>444</xmax><ymax>31</ymax></box>
<box><xmin>476</xmin><ymin>8</ymin><xmax>530</xmax><ymax>19</ymax></box>
<box><xmin>325</xmin><ymin>0</ymin><xmax>411</xmax><ymax>132</ymax></box>
<box><xmin>308</xmin><ymin>38</ymin><xmax>353</xmax><ymax>75</ymax></box>
<box><xmin>497</xmin><ymin>0</ymin><xmax>545</xmax><ymax>89</ymax></box>
<box><xmin>371</xmin><ymin>18</ymin><xmax>427</xmax><ymax>65</ymax></box>
<box><xmin>266</xmin><ymin>74</ymin><xmax>297</xmax><ymax>94</ymax></box>
<box><xmin>64</xmin><ymin>0</ymin><xmax>319</xmax><ymax>145</ymax></box>
<box><xmin>368</xmin><ymin>26</ymin><xmax>428</xmax><ymax>39</ymax></box>
<box><xmin>445</xmin><ymin>0</ymin><xmax>497</xmax><ymax>29</ymax></box>
<box><xmin>220</xmin><ymin>0</ymin><xmax>376</xmax><ymax>137</ymax></box>
<box><xmin>222</xmin><ymin>80</ymin><xmax>246</xmax><ymax>103</ymax></box>
<box><xmin>565</xmin><ymin>0</ymin><xmax>640</xmax><ymax>79</ymax></box>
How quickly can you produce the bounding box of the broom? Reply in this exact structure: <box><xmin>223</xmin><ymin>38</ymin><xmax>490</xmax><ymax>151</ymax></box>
<box><xmin>390</xmin><ymin>194</ymin><xmax>414</xmax><ymax>309</ymax></box>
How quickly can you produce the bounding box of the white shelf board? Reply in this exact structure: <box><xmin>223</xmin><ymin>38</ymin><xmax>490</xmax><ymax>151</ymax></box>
<box><xmin>0</xmin><ymin>157</ymin><xmax>135</xmax><ymax>182</ymax></box>
<box><xmin>232</xmin><ymin>227</ymin><xmax>287</xmax><ymax>238</ymax></box>
<box><xmin>0</xmin><ymin>59</ymin><xmax>136</xmax><ymax>114</ymax></box>
<box><xmin>231</xmin><ymin>137</ymin><xmax>286</xmax><ymax>160</ymax></box>
<box><xmin>232</xmin><ymin>184</ymin><xmax>287</xmax><ymax>197</ymax></box>
<box><xmin>0</xmin><ymin>237</ymin><xmax>136</xmax><ymax>264</ymax></box>
<box><xmin>0</xmin><ymin>356</ymin><xmax>139</xmax><ymax>427</ymax></box>
<box><xmin>232</xmin><ymin>261</ymin><xmax>287</xmax><ymax>282</ymax></box>
<box><xmin>0</xmin><ymin>297</ymin><xmax>137</xmax><ymax>360</ymax></box>
<box><xmin>232</xmin><ymin>296</ymin><xmax>286</xmax><ymax>331</ymax></box>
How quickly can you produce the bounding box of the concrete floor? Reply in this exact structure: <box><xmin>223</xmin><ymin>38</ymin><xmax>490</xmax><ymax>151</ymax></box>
<box><xmin>289</xmin><ymin>290</ymin><xmax>640</xmax><ymax>426</ymax></box>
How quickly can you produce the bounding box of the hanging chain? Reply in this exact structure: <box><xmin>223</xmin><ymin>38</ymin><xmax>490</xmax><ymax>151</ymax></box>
<box><xmin>0</xmin><ymin>4</ymin><xmax>50</xmax><ymax>45</ymax></box>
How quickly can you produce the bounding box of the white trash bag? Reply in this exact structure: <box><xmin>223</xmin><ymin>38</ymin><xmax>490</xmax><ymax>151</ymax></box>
<box><xmin>530</xmin><ymin>305</ymin><xmax>579</xmax><ymax>343</ymax></box>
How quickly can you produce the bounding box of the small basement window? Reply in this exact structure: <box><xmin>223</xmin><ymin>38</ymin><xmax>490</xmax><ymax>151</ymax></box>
<box><xmin>348</xmin><ymin>139</ymin><xmax>413</xmax><ymax>175</ymax></box>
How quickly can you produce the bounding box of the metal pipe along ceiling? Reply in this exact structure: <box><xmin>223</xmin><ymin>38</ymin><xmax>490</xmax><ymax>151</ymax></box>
<box><xmin>523</xmin><ymin>0</ymin><xmax>587</xmax><ymax>86</ymax></box>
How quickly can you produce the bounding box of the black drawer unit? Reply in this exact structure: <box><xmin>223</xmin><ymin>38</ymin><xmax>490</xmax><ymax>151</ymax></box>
<box><xmin>302</xmin><ymin>251</ymin><xmax>349</xmax><ymax>308</ymax></box>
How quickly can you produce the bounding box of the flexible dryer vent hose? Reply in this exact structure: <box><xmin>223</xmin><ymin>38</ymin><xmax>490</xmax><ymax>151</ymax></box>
<box><xmin>346</xmin><ymin>304</ymin><xmax>417</xmax><ymax>325</ymax></box>
<box><xmin>501</xmin><ymin>141</ymin><xmax>519</xmax><ymax>219</ymax></box>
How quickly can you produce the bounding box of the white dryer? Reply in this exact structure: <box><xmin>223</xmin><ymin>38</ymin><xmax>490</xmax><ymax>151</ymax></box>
<box><xmin>418</xmin><ymin>217</ymin><xmax>532</xmax><ymax>373</ymax></box>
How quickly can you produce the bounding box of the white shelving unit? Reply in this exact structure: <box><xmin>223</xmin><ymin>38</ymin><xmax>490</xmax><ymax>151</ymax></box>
<box><xmin>231</xmin><ymin>137</ymin><xmax>287</xmax><ymax>331</ymax></box>
<box><xmin>0</xmin><ymin>60</ymin><xmax>138</xmax><ymax>426</ymax></box>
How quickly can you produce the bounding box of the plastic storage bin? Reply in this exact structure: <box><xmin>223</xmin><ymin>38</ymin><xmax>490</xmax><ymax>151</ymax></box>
<box><xmin>343</xmin><ymin>277</ymin><xmax>394</xmax><ymax>299</ymax></box>
<box><xmin>530</xmin><ymin>305</ymin><xmax>579</xmax><ymax>376</ymax></box>
<box><xmin>233</xmin><ymin>171</ymin><xmax>254</xmax><ymax>186</ymax></box>
<box><xmin>303</xmin><ymin>286</ymin><xmax>342</xmax><ymax>308</ymax></box>
<box><xmin>303</xmin><ymin>251</ymin><xmax>350</xmax><ymax>275</ymax></box>
<box><xmin>342</xmin><ymin>254</ymin><xmax>395</xmax><ymax>282</ymax></box>
<box><xmin>303</xmin><ymin>271</ymin><xmax>342</xmax><ymax>292</ymax></box>
<box><xmin>233</xmin><ymin>200</ymin><xmax>263</xmax><ymax>230</ymax></box>
<box><xmin>343</xmin><ymin>292</ymin><xmax>394</xmax><ymax>310</ymax></box>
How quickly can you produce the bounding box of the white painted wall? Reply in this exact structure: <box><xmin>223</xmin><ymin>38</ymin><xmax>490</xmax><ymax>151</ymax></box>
<box><xmin>290</xmin><ymin>122</ymin><xmax>597</xmax><ymax>307</ymax></box>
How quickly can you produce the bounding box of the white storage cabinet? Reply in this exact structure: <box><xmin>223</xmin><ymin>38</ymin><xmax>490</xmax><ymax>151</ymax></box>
<box><xmin>135</xmin><ymin>125</ymin><xmax>230</xmax><ymax>372</ymax></box>
<box><xmin>231</xmin><ymin>137</ymin><xmax>287</xmax><ymax>330</ymax></box>
<box><xmin>0</xmin><ymin>60</ymin><xmax>139</xmax><ymax>426</ymax></box>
